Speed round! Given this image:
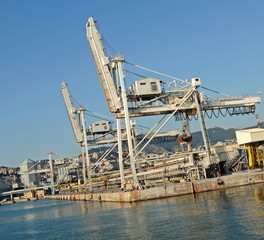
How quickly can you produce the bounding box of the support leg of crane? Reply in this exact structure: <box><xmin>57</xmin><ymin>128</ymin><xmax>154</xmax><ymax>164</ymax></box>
<box><xmin>81</xmin><ymin>146</ymin><xmax>87</xmax><ymax>189</ymax></box>
<box><xmin>80</xmin><ymin>108</ymin><xmax>92</xmax><ymax>191</ymax></box>
<box><xmin>117</xmin><ymin>119</ymin><xmax>125</xmax><ymax>190</ymax></box>
<box><xmin>117</xmin><ymin>60</ymin><xmax>140</xmax><ymax>189</ymax></box>
<box><xmin>194</xmin><ymin>90</ymin><xmax>211</xmax><ymax>172</ymax></box>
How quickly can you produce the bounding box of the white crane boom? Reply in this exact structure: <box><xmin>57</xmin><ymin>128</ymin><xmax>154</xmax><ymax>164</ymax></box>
<box><xmin>86</xmin><ymin>17</ymin><xmax>121</xmax><ymax>113</ymax></box>
<box><xmin>115</xmin><ymin>95</ymin><xmax>261</xmax><ymax>118</ymax></box>
<box><xmin>86</xmin><ymin>18</ymin><xmax>260</xmax><ymax>120</ymax></box>
<box><xmin>61</xmin><ymin>82</ymin><xmax>83</xmax><ymax>143</ymax></box>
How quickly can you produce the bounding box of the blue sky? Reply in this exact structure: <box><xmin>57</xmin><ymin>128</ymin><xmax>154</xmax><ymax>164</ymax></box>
<box><xmin>0</xmin><ymin>0</ymin><xmax>263</xmax><ymax>167</ymax></box>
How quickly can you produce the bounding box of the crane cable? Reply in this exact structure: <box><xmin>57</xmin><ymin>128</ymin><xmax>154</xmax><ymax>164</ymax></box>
<box><xmin>124</xmin><ymin>69</ymin><xmax>146</xmax><ymax>79</ymax></box>
<box><xmin>200</xmin><ymin>86</ymin><xmax>235</xmax><ymax>99</ymax></box>
<box><xmin>125</xmin><ymin>61</ymin><xmax>189</xmax><ymax>84</ymax></box>
<box><xmin>84</xmin><ymin>112</ymin><xmax>113</xmax><ymax>122</ymax></box>
<box><xmin>101</xmin><ymin>34</ymin><xmax>117</xmax><ymax>55</ymax></box>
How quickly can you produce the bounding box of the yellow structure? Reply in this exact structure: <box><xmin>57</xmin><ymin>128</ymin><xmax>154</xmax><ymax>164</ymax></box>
<box><xmin>23</xmin><ymin>191</ymin><xmax>34</xmax><ymax>199</ymax></box>
<box><xmin>236</xmin><ymin>128</ymin><xmax>264</xmax><ymax>169</ymax></box>
<box><xmin>78</xmin><ymin>179</ymin><xmax>84</xmax><ymax>193</ymax></box>
<box><xmin>246</xmin><ymin>143</ymin><xmax>264</xmax><ymax>168</ymax></box>
<box><xmin>36</xmin><ymin>189</ymin><xmax>45</xmax><ymax>198</ymax></box>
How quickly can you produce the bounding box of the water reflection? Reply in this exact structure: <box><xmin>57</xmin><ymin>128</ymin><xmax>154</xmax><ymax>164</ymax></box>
<box><xmin>120</xmin><ymin>201</ymin><xmax>153</xmax><ymax>239</ymax></box>
<box><xmin>0</xmin><ymin>200</ymin><xmax>76</xmax><ymax>223</ymax></box>
<box><xmin>1</xmin><ymin>184</ymin><xmax>264</xmax><ymax>239</ymax></box>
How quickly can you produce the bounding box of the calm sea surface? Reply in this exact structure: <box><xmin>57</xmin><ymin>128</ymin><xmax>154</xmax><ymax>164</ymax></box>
<box><xmin>1</xmin><ymin>183</ymin><xmax>264</xmax><ymax>240</ymax></box>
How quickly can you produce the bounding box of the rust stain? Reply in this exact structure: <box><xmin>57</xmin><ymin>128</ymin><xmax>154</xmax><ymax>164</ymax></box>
<box><xmin>193</xmin><ymin>183</ymin><xmax>198</xmax><ymax>193</ymax></box>
<box><xmin>131</xmin><ymin>190</ymin><xmax>141</xmax><ymax>201</ymax></box>
<box><xmin>119</xmin><ymin>192</ymin><xmax>124</xmax><ymax>202</ymax></box>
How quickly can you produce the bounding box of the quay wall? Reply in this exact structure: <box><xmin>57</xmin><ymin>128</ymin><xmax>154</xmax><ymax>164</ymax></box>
<box><xmin>45</xmin><ymin>170</ymin><xmax>264</xmax><ymax>203</ymax></box>
<box><xmin>0</xmin><ymin>197</ymin><xmax>38</xmax><ymax>206</ymax></box>
<box><xmin>192</xmin><ymin>170</ymin><xmax>264</xmax><ymax>193</ymax></box>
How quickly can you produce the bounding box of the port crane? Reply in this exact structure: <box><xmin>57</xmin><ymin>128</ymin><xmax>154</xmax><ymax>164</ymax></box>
<box><xmin>85</xmin><ymin>17</ymin><xmax>261</xmax><ymax>188</ymax></box>
<box><xmin>61</xmin><ymin>82</ymin><xmax>93</xmax><ymax>188</ymax></box>
<box><xmin>61</xmin><ymin>82</ymin><xmax>182</xmax><ymax>189</ymax></box>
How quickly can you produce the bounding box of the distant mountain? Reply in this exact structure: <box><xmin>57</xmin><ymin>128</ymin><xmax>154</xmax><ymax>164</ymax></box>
<box><xmin>192</xmin><ymin>126</ymin><xmax>236</xmax><ymax>147</ymax></box>
<box><xmin>191</xmin><ymin>121</ymin><xmax>264</xmax><ymax>147</ymax></box>
<box><xmin>158</xmin><ymin>122</ymin><xmax>264</xmax><ymax>152</ymax></box>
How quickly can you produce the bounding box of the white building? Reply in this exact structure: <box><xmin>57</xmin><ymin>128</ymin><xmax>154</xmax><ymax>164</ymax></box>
<box><xmin>20</xmin><ymin>158</ymin><xmax>38</xmax><ymax>187</ymax></box>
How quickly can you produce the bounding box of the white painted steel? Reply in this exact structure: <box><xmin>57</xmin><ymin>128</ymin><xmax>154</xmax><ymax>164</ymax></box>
<box><xmin>86</xmin><ymin>17</ymin><xmax>121</xmax><ymax>113</ymax></box>
<box><xmin>236</xmin><ymin>128</ymin><xmax>264</xmax><ymax>145</ymax></box>
<box><xmin>81</xmin><ymin>146</ymin><xmax>87</xmax><ymax>185</ymax></box>
<box><xmin>117</xmin><ymin>60</ymin><xmax>139</xmax><ymax>188</ymax></box>
<box><xmin>194</xmin><ymin>90</ymin><xmax>211</xmax><ymax>167</ymax></box>
<box><xmin>117</xmin><ymin>119</ymin><xmax>125</xmax><ymax>189</ymax></box>
<box><xmin>133</xmin><ymin>115</ymin><xmax>167</xmax><ymax>152</ymax></box>
<box><xmin>61</xmin><ymin>82</ymin><xmax>83</xmax><ymax>143</ymax></box>
<box><xmin>80</xmin><ymin>109</ymin><xmax>92</xmax><ymax>190</ymax></box>
<box><xmin>134</xmin><ymin>86</ymin><xmax>196</xmax><ymax>159</ymax></box>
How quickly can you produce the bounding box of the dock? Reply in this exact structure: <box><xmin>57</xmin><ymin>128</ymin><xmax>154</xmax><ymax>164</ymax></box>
<box><xmin>0</xmin><ymin>197</ymin><xmax>38</xmax><ymax>206</ymax></box>
<box><xmin>45</xmin><ymin>170</ymin><xmax>264</xmax><ymax>203</ymax></box>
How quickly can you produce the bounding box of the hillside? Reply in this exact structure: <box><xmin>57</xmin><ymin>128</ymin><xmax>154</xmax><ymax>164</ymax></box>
<box><xmin>160</xmin><ymin>122</ymin><xmax>264</xmax><ymax>152</ymax></box>
<box><xmin>192</xmin><ymin>126</ymin><xmax>236</xmax><ymax>147</ymax></box>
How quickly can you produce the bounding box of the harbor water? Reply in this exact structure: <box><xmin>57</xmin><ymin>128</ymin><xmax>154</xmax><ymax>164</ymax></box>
<box><xmin>1</xmin><ymin>184</ymin><xmax>264</xmax><ymax>240</ymax></box>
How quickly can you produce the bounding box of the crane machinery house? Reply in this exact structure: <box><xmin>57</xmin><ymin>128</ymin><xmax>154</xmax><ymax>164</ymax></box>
<box><xmin>90</xmin><ymin>121</ymin><xmax>111</xmax><ymax>135</ymax></box>
<box><xmin>128</xmin><ymin>78</ymin><xmax>162</xmax><ymax>100</ymax></box>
